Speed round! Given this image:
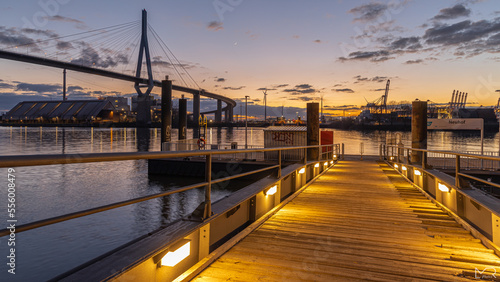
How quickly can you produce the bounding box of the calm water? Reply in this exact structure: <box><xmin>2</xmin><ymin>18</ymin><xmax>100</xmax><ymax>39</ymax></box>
<box><xmin>0</xmin><ymin>126</ymin><xmax>499</xmax><ymax>281</ymax></box>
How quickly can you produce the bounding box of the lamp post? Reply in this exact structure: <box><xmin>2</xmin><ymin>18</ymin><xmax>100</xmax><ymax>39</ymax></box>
<box><xmin>263</xmin><ymin>90</ymin><xmax>267</xmax><ymax>123</ymax></box>
<box><xmin>245</xmin><ymin>96</ymin><xmax>249</xmax><ymax>149</ymax></box>
<box><xmin>497</xmin><ymin>90</ymin><xmax>500</xmax><ymax>155</ymax></box>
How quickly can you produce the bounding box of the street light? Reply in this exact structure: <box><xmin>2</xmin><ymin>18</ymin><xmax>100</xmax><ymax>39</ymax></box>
<box><xmin>245</xmin><ymin>95</ymin><xmax>249</xmax><ymax>150</ymax></box>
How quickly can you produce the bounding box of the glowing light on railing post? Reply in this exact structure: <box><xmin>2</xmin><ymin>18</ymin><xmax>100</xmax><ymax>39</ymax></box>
<box><xmin>324</xmin><ymin>162</ymin><xmax>328</xmax><ymax>166</ymax></box>
<box><xmin>264</xmin><ymin>185</ymin><xmax>277</xmax><ymax>196</ymax></box>
<box><xmin>330</xmin><ymin>160</ymin><xmax>333</xmax><ymax>165</ymax></box>
<box><xmin>314</xmin><ymin>163</ymin><xmax>319</xmax><ymax>168</ymax></box>
<box><xmin>401</xmin><ymin>165</ymin><xmax>407</xmax><ymax>171</ymax></box>
<box><xmin>438</xmin><ymin>183</ymin><xmax>450</xmax><ymax>193</ymax></box>
<box><xmin>160</xmin><ymin>241</ymin><xmax>191</xmax><ymax>267</ymax></box>
<box><xmin>414</xmin><ymin>170</ymin><xmax>422</xmax><ymax>176</ymax></box>
<box><xmin>299</xmin><ymin>168</ymin><xmax>305</xmax><ymax>174</ymax></box>
<box><xmin>394</xmin><ymin>164</ymin><xmax>399</xmax><ymax>169</ymax></box>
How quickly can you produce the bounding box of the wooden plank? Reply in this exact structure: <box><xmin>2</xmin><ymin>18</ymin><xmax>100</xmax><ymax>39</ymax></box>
<box><xmin>194</xmin><ymin>160</ymin><xmax>500</xmax><ymax>281</ymax></box>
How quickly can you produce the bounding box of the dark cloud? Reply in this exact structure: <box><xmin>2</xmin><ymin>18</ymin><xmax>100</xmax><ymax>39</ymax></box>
<box><xmin>371</xmin><ymin>76</ymin><xmax>388</xmax><ymax>83</ymax></box>
<box><xmin>45</xmin><ymin>15</ymin><xmax>88</xmax><ymax>29</ymax></box>
<box><xmin>405</xmin><ymin>59</ymin><xmax>424</xmax><ymax>64</ymax></box>
<box><xmin>282</xmin><ymin>84</ymin><xmax>318</xmax><ymax>95</ymax></box>
<box><xmin>326</xmin><ymin>105</ymin><xmax>361</xmax><ymax>111</ymax></box>
<box><xmin>0</xmin><ymin>92</ymin><xmax>57</xmax><ymax>112</ymax></box>
<box><xmin>0</xmin><ymin>82</ymin><xmax>14</xmax><ymax>89</ymax></box>
<box><xmin>390</xmin><ymin>37</ymin><xmax>422</xmax><ymax>51</ymax></box>
<box><xmin>423</xmin><ymin>19</ymin><xmax>500</xmax><ymax>46</ymax></box>
<box><xmin>257</xmin><ymin>87</ymin><xmax>276</xmax><ymax>91</ymax></box>
<box><xmin>333</xmin><ymin>88</ymin><xmax>355</xmax><ymax>93</ymax></box>
<box><xmin>56</xmin><ymin>41</ymin><xmax>73</xmax><ymax>50</ymax></box>
<box><xmin>339</xmin><ymin>50</ymin><xmax>392</xmax><ymax>62</ymax></box>
<box><xmin>432</xmin><ymin>4</ymin><xmax>471</xmax><ymax>21</ymax></box>
<box><xmin>0</xmin><ymin>26</ymin><xmax>38</xmax><ymax>48</ymax></box>
<box><xmin>150</xmin><ymin>57</ymin><xmax>195</xmax><ymax>69</ymax></box>
<box><xmin>313</xmin><ymin>39</ymin><xmax>322</xmax><ymax>43</ymax></box>
<box><xmin>207</xmin><ymin>21</ymin><xmax>223</xmax><ymax>31</ymax></box>
<box><xmin>354</xmin><ymin>75</ymin><xmax>369</xmax><ymax>83</ymax></box>
<box><xmin>70</xmin><ymin>47</ymin><xmax>128</xmax><ymax>68</ymax></box>
<box><xmin>67</xmin><ymin>86</ymin><xmax>84</xmax><ymax>92</ymax></box>
<box><xmin>67</xmin><ymin>91</ymin><xmax>92</xmax><ymax>99</ymax></box>
<box><xmin>16</xmin><ymin>83</ymin><xmax>60</xmax><ymax>93</ymax></box>
<box><xmin>215</xmin><ymin>77</ymin><xmax>226</xmax><ymax>82</ymax></box>
<box><xmin>295</xmin><ymin>84</ymin><xmax>313</xmax><ymax>89</ymax></box>
<box><xmin>274</xmin><ymin>84</ymin><xmax>289</xmax><ymax>88</ymax></box>
<box><xmin>349</xmin><ymin>3</ymin><xmax>388</xmax><ymax>22</ymax></box>
<box><xmin>354</xmin><ymin>75</ymin><xmax>388</xmax><ymax>84</ymax></box>
<box><xmin>222</xmin><ymin>86</ymin><xmax>245</xmax><ymax>90</ymax></box>
<box><xmin>289</xmin><ymin>96</ymin><xmax>317</xmax><ymax>102</ymax></box>
<box><xmin>20</xmin><ymin>28</ymin><xmax>58</xmax><ymax>38</ymax></box>
<box><xmin>338</xmin><ymin>7</ymin><xmax>500</xmax><ymax>63</ymax></box>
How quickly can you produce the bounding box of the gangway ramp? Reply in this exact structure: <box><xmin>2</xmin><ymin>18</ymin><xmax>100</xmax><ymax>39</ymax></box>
<box><xmin>194</xmin><ymin>160</ymin><xmax>500</xmax><ymax>281</ymax></box>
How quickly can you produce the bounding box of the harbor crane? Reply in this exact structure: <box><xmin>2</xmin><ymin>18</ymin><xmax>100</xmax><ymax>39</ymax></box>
<box><xmin>364</xmin><ymin>79</ymin><xmax>390</xmax><ymax>113</ymax></box>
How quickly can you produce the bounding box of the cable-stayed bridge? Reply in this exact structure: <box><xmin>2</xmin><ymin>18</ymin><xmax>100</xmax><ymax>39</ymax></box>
<box><xmin>0</xmin><ymin>10</ymin><xmax>236</xmax><ymax>128</ymax></box>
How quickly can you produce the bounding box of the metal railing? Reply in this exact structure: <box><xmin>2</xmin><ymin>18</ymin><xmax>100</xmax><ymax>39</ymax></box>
<box><xmin>0</xmin><ymin>143</ymin><xmax>341</xmax><ymax>237</ymax></box>
<box><xmin>382</xmin><ymin>144</ymin><xmax>500</xmax><ymax>190</ymax></box>
<box><xmin>380</xmin><ymin>144</ymin><xmax>500</xmax><ymax>253</ymax></box>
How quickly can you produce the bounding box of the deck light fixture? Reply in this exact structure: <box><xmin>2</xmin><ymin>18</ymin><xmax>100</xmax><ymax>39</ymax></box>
<box><xmin>394</xmin><ymin>164</ymin><xmax>399</xmax><ymax>169</ymax></box>
<box><xmin>299</xmin><ymin>168</ymin><xmax>305</xmax><ymax>174</ymax></box>
<box><xmin>324</xmin><ymin>162</ymin><xmax>328</xmax><ymax>166</ymax></box>
<box><xmin>438</xmin><ymin>183</ymin><xmax>450</xmax><ymax>193</ymax></box>
<box><xmin>333</xmin><ymin>154</ymin><xmax>337</xmax><ymax>158</ymax></box>
<box><xmin>414</xmin><ymin>170</ymin><xmax>422</xmax><ymax>176</ymax></box>
<box><xmin>264</xmin><ymin>185</ymin><xmax>277</xmax><ymax>196</ymax></box>
<box><xmin>401</xmin><ymin>165</ymin><xmax>407</xmax><ymax>171</ymax></box>
<box><xmin>330</xmin><ymin>160</ymin><xmax>333</xmax><ymax>165</ymax></box>
<box><xmin>156</xmin><ymin>240</ymin><xmax>191</xmax><ymax>267</ymax></box>
<box><xmin>314</xmin><ymin>163</ymin><xmax>319</xmax><ymax>168</ymax></box>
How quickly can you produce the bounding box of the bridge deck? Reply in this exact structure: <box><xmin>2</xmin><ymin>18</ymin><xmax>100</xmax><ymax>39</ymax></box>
<box><xmin>194</xmin><ymin>160</ymin><xmax>500</xmax><ymax>281</ymax></box>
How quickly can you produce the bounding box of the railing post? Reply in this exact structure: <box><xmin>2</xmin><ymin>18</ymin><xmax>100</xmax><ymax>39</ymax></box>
<box><xmin>422</xmin><ymin>150</ymin><xmax>427</xmax><ymax>170</ymax></box>
<box><xmin>341</xmin><ymin>143</ymin><xmax>344</xmax><ymax>160</ymax></box>
<box><xmin>455</xmin><ymin>155</ymin><xmax>460</xmax><ymax>188</ymax></box>
<box><xmin>397</xmin><ymin>145</ymin><xmax>401</xmax><ymax>163</ymax></box>
<box><xmin>278</xmin><ymin>149</ymin><xmax>282</xmax><ymax>178</ymax></box>
<box><xmin>205</xmin><ymin>154</ymin><xmax>212</xmax><ymax>219</ymax></box>
<box><xmin>304</xmin><ymin>147</ymin><xmax>307</xmax><ymax>164</ymax></box>
<box><xmin>407</xmin><ymin>149</ymin><xmax>411</xmax><ymax>164</ymax></box>
<box><xmin>318</xmin><ymin>145</ymin><xmax>321</xmax><ymax>161</ymax></box>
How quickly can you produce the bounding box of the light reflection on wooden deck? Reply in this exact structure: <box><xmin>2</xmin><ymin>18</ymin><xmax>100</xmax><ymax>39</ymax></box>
<box><xmin>194</xmin><ymin>160</ymin><xmax>500</xmax><ymax>281</ymax></box>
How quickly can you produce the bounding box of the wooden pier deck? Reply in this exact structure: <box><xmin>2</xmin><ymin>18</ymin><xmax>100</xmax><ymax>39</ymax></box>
<box><xmin>194</xmin><ymin>159</ymin><xmax>500</xmax><ymax>281</ymax></box>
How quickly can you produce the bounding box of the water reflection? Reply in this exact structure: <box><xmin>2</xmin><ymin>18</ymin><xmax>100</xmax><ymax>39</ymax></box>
<box><xmin>136</xmin><ymin>127</ymin><xmax>150</xmax><ymax>152</ymax></box>
<box><xmin>0</xmin><ymin>126</ymin><xmax>499</xmax><ymax>281</ymax></box>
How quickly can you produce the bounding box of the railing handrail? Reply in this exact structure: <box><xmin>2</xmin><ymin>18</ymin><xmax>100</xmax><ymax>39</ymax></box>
<box><xmin>0</xmin><ymin>144</ymin><xmax>341</xmax><ymax>237</ymax></box>
<box><xmin>0</xmin><ymin>144</ymin><xmax>336</xmax><ymax>168</ymax></box>
<box><xmin>385</xmin><ymin>144</ymin><xmax>500</xmax><ymax>162</ymax></box>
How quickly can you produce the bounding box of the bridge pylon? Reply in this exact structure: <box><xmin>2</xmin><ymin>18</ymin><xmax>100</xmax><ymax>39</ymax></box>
<box><xmin>135</xmin><ymin>9</ymin><xmax>154</xmax><ymax>126</ymax></box>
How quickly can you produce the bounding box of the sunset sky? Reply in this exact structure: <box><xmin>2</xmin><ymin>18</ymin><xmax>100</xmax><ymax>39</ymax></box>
<box><xmin>0</xmin><ymin>0</ymin><xmax>499</xmax><ymax>118</ymax></box>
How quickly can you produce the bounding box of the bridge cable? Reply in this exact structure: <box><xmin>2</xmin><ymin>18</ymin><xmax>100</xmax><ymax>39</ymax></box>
<box><xmin>3</xmin><ymin>21</ymin><xmax>139</xmax><ymax>50</ymax></box>
<box><xmin>43</xmin><ymin>22</ymin><xmax>139</xmax><ymax>62</ymax></box>
<box><xmin>147</xmin><ymin>25</ymin><xmax>189</xmax><ymax>87</ymax></box>
<box><xmin>150</xmin><ymin>25</ymin><xmax>200</xmax><ymax>89</ymax></box>
<box><xmin>148</xmin><ymin>25</ymin><xmax>200</xmax><ymax>89</ymax></box>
